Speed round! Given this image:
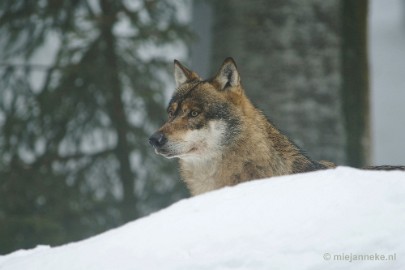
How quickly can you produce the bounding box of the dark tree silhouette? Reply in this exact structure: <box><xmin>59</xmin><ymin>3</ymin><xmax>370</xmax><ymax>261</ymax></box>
<box><xmin>0</xmin><ymin>0</ymin><xmax>190</xmax><ymax>253</ymax></box>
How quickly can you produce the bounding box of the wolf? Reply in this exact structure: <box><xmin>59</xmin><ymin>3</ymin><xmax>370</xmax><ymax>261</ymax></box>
<box><xmin>149</xmin><ymin>57</ymin><xmax>332</xmax><ymax>195</ymax></box>
<box><xmin>149</xmin><ymin>58</ymin><xmax>404</xmax><ymax>196</ymax></box>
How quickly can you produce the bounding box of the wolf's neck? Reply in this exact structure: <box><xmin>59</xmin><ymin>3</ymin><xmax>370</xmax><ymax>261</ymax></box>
<box><xmin>179</xmin><ymin>157</ymin><xmax>222</xmax><ymax>195</ymax></box>
<box><xmin>179</xmin><ymin>123</ymin><xmax>320</xmax><ymax>196</ymax></box>
<box><xmin>240</xmin><ymin>100</ymin><xmax>322</xmax><ymax>174</ymax></box>
<box><xmin>180</xmin><ymin>104</ymin><xmax>324</xmax><ymax>196</ymax></box>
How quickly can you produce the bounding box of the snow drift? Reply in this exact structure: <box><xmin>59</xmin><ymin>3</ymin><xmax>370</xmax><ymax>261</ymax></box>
<box><xmin>1</xmin><ymin>167</ymin><xmax>404</xmax><ymax>270</ymax></box>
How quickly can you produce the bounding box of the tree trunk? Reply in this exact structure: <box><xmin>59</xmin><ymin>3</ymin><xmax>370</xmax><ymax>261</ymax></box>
<box><xmin>341</xmin><ymin>0</ymin><xmax>370</xmax><ymax>167</ymax></box>
<box><xmin>100</xmin><ymin>0</ymin><xmax>137</xmax><ymax>221</ymax></box>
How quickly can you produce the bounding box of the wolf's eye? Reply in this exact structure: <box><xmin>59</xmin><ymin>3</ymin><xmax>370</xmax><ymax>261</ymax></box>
<box><xmin>168</xmin><ymin>111</ymin><xmax>174</xmax><ymax>118</ymax></box>
<box><xmin>190</xmin><ymin>111</ymin><xmax>199</xmax><ymax>117</ymax></box>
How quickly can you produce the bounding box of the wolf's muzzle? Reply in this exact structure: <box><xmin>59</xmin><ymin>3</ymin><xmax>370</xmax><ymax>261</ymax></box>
<box><xmin>149</xmin><ymin>131</ymin><xmax>167</xmax><ymax>148</ymax></box>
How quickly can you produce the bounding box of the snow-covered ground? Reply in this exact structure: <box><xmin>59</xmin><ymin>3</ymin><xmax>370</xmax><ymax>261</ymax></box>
<box><xmin>0</xmin><ymin>167</ymin><xmax>404</xmax><ymax>270</ymax></box>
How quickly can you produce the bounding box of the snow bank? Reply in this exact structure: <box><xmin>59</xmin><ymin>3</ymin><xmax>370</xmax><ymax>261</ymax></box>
<box><xmin>1</xmin><ymin>167</ymin><xmax>404</xmax><ymax>270</ymax></box>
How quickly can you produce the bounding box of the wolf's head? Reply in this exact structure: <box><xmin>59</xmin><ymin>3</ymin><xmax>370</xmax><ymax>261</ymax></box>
<box><xmin>149</xmin><ymin>58</ymin><xmax>246</xmax><ymax>160</ymax></box>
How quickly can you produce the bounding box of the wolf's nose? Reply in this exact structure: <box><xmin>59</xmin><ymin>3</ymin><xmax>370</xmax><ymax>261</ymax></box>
<box><xmin>149</xmin><ymin>132</ymin><xmax>167</xmax><ymax>148</ymax></box>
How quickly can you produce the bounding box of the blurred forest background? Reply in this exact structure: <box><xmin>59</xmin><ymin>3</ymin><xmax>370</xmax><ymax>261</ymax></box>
<box><xmin>0</xmin><ymin>0</ymin><xmax>404</xmax><ymax>254</ymax></box>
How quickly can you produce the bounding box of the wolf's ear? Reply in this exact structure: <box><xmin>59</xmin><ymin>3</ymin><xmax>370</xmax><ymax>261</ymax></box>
<box><xmin>213</xmin><ymin>57</ymin><xmax>240</xmax><ymax>90</ymax></box>
<box><xmin>174</xmin><ymin>60</ymin><xmax>200</xmax><ymax>87</ymax></box>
